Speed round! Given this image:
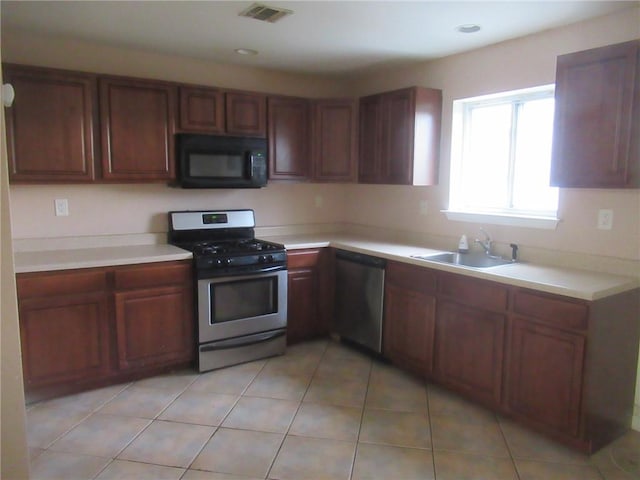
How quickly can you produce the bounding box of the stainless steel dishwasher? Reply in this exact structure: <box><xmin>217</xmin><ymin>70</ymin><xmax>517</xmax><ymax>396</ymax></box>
<box><xmin>333</xmin><ymin>249</ymin><xmax>386</xmax><ymax>353</ymax></box>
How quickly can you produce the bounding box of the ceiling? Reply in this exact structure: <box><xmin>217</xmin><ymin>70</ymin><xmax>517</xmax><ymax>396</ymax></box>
<box><xmin>1</xmin><ymin>1</ymin><xmax>636</xmax><ymax>75</ymax></box>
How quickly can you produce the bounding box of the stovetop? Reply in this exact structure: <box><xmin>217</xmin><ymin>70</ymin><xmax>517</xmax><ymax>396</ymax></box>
<box><xmin>168</xmin><ymin>209</ymin><xmax>287</xmax><ymax>276</ymax></box>
<box><xmin>184</xmin><ymin>238</ymin><xmax>284</xmax><ymax>257</ymax></box>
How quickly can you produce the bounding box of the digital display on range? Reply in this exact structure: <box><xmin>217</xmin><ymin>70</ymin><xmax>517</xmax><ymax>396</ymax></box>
<box><xmin>202</xmin><ymin>213</ymin><xmax>228</xmax><ymax>224</ymax></box>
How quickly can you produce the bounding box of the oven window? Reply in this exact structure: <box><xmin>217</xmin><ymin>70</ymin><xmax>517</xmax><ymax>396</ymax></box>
<box><xmin>189</xmin><ymin>153</ymin><xmax>244</xmax><ymax>178</ymax></box>
<box><xmin>211</xmin><ymin>277</ymin><xmax>277</xmax><ymax>323</ymax></box>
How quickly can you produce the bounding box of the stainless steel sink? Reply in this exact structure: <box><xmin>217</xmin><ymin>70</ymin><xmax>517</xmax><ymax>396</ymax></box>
<box><xmin>411</xmin><ymin>252</ymin><xmax>514</xmax><ymax>269</ymax></box>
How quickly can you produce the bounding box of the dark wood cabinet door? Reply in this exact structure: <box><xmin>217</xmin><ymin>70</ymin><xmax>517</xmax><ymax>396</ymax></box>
<box><xmin>384</xmin><ymin>283</ymin><xmax>435</xmax><ymax>377</ymax></box>
<box><xmin>114</xmin><ymin>285</ymin><xmax>194</xmax><ymax>370</ymax></box>
<box><xmin>383</xmin><ymin>88</ymin><xmax>414</xmax><ymax>184</ymax></box>
<box><xmin>434</xmin><ymin>300</ymin><xmax>505</xmax><ymax>407</ymax></box>
<box><xmin>268</xmin><ymin>96</ymin><xmax>310</xmax><ymax>180</ymax></box>
<box><xmin>19</xmin><ymin>292</ymin><xmax>110</xmax><ymax>388</ymax></box>
<box><xmin>358</xmin><ymin>94</ymin><xmax>383</xmax><ymax>183</ymax></box>
<box><xmin>3</xmin><ymin>65</ymin><xmax>97</xmax><ymax>182</ymax></box>
<box><xmin>179</xmin><ymin>86</ymin><xmax>225</xmax><ymax>133</ymax></box>
<box><xmin>507</xmin><ymin>316</ymin><xmax>585</xmax><ymax>436</ymax></box>
<box><xmin>286</xmin><ymin>248</ymin><xmax>332</xmax><ymax>344</ymax></box>
<box><xmin>287</xmin><ymin>267</ymin><xmax>320</xmax><ymax>344</ymax></box>
<box><xmin>551</xmin><ymin>40</ymin><xmax>639</xmax><ymax>188</ymax></box>
<box><xmin>100</xmin><ymin>77</ymin><xmax>176</xmax><ymax>180</ymax></box>
<box><xmin>226</xmin><ymin>92</ymin><xmax>266</xmax><ymax>137</ymax></box>
<box><xmin>312</xmin><ymin>99</ymin><xmax>358</xmax><ymax>182</ymax></box>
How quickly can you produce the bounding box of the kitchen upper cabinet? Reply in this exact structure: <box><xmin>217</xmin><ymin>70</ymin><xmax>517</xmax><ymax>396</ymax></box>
<box><xmin>358</xmin><ymin>86</ymin><xmax>442</xmax><ymax>185</ymax></box>
<box><xmin>286</xmin><ymin>248</ymin><xmax>332</xmax><ymax>344</ymax></box>
<box><xmin>226</xmin><ymin>91</ymin><xmax>267</xmax><ymax>137</ymax></box>
<box><xmin>113</xmin><ymin>262</ymin><xmax>194</xmax><ymax>371</ymax></box>
<box><xmin>358</xmin><ymin>95</ymin><xmax>383</xmax><ymax>183</ymax></box>
<box><xmin>311</xmin><ymin>99</ymin><xmax>358</xmax><ymax>182</ymax></box>
<box><xmin>383</xmin><ymin>261</ymin><xmax>436</xmax><ymax>377</ymax></box>
<box><xmin>3</xmin><ymin>64</ymin><xmax>98</xmax><ymax>182</ymax></box>
<box><xmin>99</xmin><ymin>77</ymin><xmax>176</xmax><ymax>181</ymax></box>
<box><xmin>268</xmin><ymin>96</ymin><xmax>311</xmax><ymax>181</ymax></box>
<box><xmin>16</xmin><ymin>269</ymin><xmax>110</xmax><ymax>391</ymax></box>
<box><xmin>179</xmin><ymin>86</ymin><xmax>225</xmax><ymax>134</ymax></box>
<box><xmin>178</xmin><ymin>87</ymin><xmax>266</xmax><ymax>137</ymax></box>
<box><xmin>434</xmin><ymin>274</ymin><xmax>508</xmax><ymax>408</ymax></box>
<box><xmin>551</xmin><ymin>40</ymin><xmax>640</xmax><ymax>188</ymax></box>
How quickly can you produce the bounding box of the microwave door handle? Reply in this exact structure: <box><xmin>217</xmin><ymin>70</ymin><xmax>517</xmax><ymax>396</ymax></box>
<box><xmin>247</xmin><ymin>152</ymin><xmax>254</xmax><ymax>178</ymax></box>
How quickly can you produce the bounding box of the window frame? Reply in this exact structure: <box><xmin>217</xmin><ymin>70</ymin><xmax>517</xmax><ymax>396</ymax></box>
<box><xmin>444</xmin><ymin>85</ymin><xmax>560</xmax><ymax>230</ymax></box>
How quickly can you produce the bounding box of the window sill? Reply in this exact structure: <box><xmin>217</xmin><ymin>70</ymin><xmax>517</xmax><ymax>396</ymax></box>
<box><xmin>442</xmin><ymin>210</ymin><xmax>560</xmax><ymax>230</ymax></box>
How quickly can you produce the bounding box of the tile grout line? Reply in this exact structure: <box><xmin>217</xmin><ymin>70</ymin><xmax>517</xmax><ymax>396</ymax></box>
<box><xmin>348</xmin><ymin>353</ymin><xmax>374</xmax><ymax>480</ymax></box>
<box><xmin>425</xmin><ymin>381</ymin><xmax>437</xmax><ymax>480</ymax></box>
<box><xmin>264</xmin><ymin>339</ymin><xmax>329</xmax><ymax>480</ymax></box>
<box><xmin>181</xmin><ymin>358</ymin><xmax>270</xmax><ymax>476</ymax></box>
<box><xmin>496</xmin><ymin>415</ymin><xmax>523</xmax><ymax>480</ymax></box>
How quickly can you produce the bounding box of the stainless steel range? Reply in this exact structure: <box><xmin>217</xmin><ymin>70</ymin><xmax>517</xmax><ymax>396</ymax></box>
<box><xmin>168</xmin><ymin>209</ymin><xmax>287</xmax><ymax>372</ymax></box>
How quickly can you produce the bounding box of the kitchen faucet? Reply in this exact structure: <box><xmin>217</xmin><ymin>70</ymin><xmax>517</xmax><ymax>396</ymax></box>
<box><xmin>475</xmin><ymin>228</ymin><xmax>492</xmax><ymax>255</ymax></box>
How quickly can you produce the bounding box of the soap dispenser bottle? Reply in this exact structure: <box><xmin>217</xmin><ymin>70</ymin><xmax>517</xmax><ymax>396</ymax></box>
<box><xmin>458</xmin><ymin>234</ymin><xmax>469</xmax><ymax>253</ymax></box>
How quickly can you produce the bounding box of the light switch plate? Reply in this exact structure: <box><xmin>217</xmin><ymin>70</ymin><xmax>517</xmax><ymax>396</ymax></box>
<box><xmin>597</xmin><ymin>209</ymin><xmax>613</xmax><ymax>230</ymax></box>
<box><xmin>54</xmin><ymin>199</ymin><xmax>69</xmax><ymax>216</ymax></box>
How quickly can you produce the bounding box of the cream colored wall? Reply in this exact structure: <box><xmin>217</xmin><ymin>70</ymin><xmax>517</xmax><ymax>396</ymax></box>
<box><xmin>344</xmin><ymin>6</ymin><xmax>640</xmax><ymax>431</ymax></box>
<box><xmin>0</xmin><ymin>33</ymin><xmax>30</xmax><ymax>479</ymax></box>
<box><xmin>9</xmin><ymin>183</ymin><xmax>347</xmax><ymax>239</ymax></box>
<box><xmin>343</xmin><ymin>6</ymin><xmax>640</xmax><ymax>266</ymax></box>
<box><xmin>2</xmin><ymin>7</ymin><xmax>639</xmax><ymax>436</ymax></box>
<box><xmin>1</xmin><ymin>28</ymin><xmax>348</xmax><ymax>97</ymax></box>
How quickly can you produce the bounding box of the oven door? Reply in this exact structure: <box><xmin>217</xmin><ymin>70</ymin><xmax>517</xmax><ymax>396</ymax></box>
<box><xmin>197</xmin><ymin>269</ymin><xmax>287</xmax><ymax>344</ymax></box>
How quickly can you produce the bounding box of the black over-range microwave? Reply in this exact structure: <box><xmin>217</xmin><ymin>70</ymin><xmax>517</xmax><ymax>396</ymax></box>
<box><xmin>176</xmin><ymin>134</ymin><xmax>268</xmax><ymax>188</ymax></box>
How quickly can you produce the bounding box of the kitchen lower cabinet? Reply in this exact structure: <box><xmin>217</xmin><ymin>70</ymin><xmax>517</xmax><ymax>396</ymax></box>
<box><xmin>379</xmin><ymin>262</ymin><xmax>639</xmax><ymax>453</ymax></box>
<box><xmin>286</xmin><ymin>248</ymin><xmax>332</xmax><ymax>344</ymax></box>
<box><xmin>506</xmin><ymin>316</ymin><xmax>585</xmax><ymax>436</ymax></box>
<box><xmin>16</xmin><ymin>260</ymin><xmax>194</xmax><ymax>403</ymax></box>
<box><xmin>383</xmin><ymin>261</ymin><xmax>436</xmax><ymax>377</ymax></box>
<box><xmin>17</xmin><ymin>269</ymin><xmax>110</xmax><ymax>390</ymax></box>
<box><xmin>434</xmin><ymin>300</ymin><xmax>505</xmax><ymax>408</ymax></box>
<box><xmin>434</xmin><ymin>273</ymin><xmax>508</xmax><ymax>408</ymax></box>
<box><xmin>114</xmin><ymin>262</ymin><xmax>194</xmax><ymax>371</ymax></box>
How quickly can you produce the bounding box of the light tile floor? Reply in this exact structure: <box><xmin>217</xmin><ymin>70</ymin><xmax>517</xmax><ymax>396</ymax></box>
<box><xmin>26</xmin><ymin>339</ymin><xmax>640</xmax><ymax>480</ymax></box>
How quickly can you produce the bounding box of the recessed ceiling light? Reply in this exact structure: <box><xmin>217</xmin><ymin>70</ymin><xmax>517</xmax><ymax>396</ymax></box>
<box><xmin>457</xmin><ymin>24</ymin><xmax>481</xmax><ymax>34</ymax></box>
<box><xmin>235</xmin><ymin>48</ymin><xmax>259</xmax><ymax>56</ymax></box>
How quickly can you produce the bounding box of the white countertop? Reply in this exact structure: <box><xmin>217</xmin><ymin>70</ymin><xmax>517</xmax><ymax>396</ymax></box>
<box><xmin>13</xmin><ymin>233</ymin><xmax>639</xmax><ymax>301</ymax></box>
<box><xmin>263</xmin><ymin>233</ymin><xmax>639</xmax><ymax>301</ymax></box>
<box><xmin>13</xmin><ymin>244</ymin><xmax>192</xmax><ymax>273</ymax></box>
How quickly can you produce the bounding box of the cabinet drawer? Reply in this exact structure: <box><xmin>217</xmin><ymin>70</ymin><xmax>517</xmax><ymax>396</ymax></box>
<box><xmin>287</xmin><ymin>249</ymin><xmax>321</xmax><ymax>269</ymax></box>
<box><xmin>513</xmin><ymin>290</ymin><xmax>588</xmax><ymax>331</ymax></box>
<box><xmin>438</xmin><ymin>273</ymin><xmax>508</xmax><ymax>312</ymax></box>
<box><xmin>387</xmin><ymin>261</ymin><xmax>436</xmax><ymax>294</ymax></box>
<box><xmin>114</xmin><ymin>261</ymin><xmax>191</xmax><ymax>290</ymax></box>
<box><xmin>17</xmin><ymin>269</ymin><xmax>107</xmax><ymax>298</ymax></box>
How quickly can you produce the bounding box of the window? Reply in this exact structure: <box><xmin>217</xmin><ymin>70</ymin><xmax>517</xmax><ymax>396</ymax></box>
<box><xmin>447</xmin><ymin>85</ymin><xmax>559</xmax><ymax>229</ymax></box>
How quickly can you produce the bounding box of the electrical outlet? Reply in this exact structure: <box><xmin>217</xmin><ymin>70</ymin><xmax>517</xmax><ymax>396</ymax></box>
<box><xmin>419</xmin><ymin>200</ymin><xmax>429</xmax><ymax>215</ymax></box>
<box><xmin>315</xmin><ymin>195</ymin><xmax>323</xmax><ymax>208</ymax></box>
<box><xmin>597</xmin><ymin>209</ymin><xmax>613</xmax><ymax>230</ymax></box>
<box><xmin>54</xmin><ymin>199</ymin><xmax>69</xmax><ymax>217</ymax></box>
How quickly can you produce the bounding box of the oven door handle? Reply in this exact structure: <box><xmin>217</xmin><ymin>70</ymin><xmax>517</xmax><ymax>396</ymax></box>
<box><xmin>254</xmin><ymin>265</ymin><xmax>287</xmax><ymax>274</ymax></box>
<box><xmin>200</xmin><ymin>329</ymin><xmax>286</xmax><ymax>352</ymax></box>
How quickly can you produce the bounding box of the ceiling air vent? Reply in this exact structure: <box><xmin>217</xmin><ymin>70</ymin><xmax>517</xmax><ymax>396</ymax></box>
<box><xmin>239</xmin><ymin>3</ymin><xmax>293</xmax><ymax>23</ymax></box>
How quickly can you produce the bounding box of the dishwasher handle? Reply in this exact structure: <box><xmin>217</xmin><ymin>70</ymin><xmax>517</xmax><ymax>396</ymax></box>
<box><xmin>335</xmin><ymin>249</ymin><xmax>386</xmax><ymax>269</ymax></box>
